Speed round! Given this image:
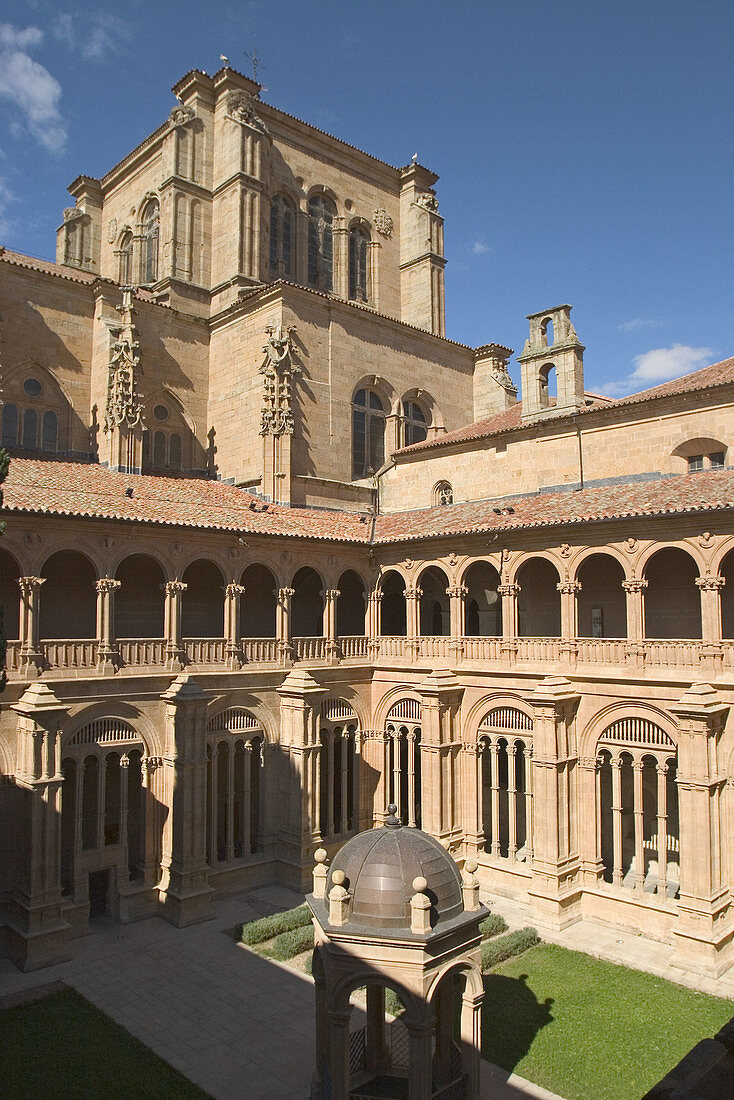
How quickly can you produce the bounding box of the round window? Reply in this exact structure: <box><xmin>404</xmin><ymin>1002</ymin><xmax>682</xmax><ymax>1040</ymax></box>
<box><xmin>23</xmin><ymin>378</ymin><xmax>42</xmax><ymax>397</ymax></box>
<box><xmin>154</xmin><ymin>404</ymin><xmax>169</xmax><ymax>421</ymax></box>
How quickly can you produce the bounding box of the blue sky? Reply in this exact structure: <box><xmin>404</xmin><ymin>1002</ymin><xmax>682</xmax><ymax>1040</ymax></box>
<box><xmin>0</xmin><ymin>0</ymin><xmax>732</xmax><ymax>396</ymax></box>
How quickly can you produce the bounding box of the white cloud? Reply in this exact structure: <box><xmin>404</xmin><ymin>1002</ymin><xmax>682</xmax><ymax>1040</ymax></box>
<box><xmin>0</xmin><ymin>177</ymin><xmax>17</xmax><ymax>237</ymax></box>
<box><xmin>599</xmin><ymin>343</ymin><xmax>714</xmax><ymax>397</ymax></box>
<box><xmin>471</xmin><ymin>238</ymin><xmax>489</xmax><ymax>255</ymax></box>
<box><xmin>0</xmin><ymin>24</ymin><xmax>66</xmax><ymax>153</ymax></box>
<box><xmin>629</xmin><ymin>344</ymin><xmax>712</xmax><ymax>384</ymax></box>
<box><xmin>52</xmin><ymin>12</ymin><xmax>131</xmax><ymax>60</ymax></box>
<box><xmin>618</xmin><ymin>317</ymin><xmax>666</xmax><ymax>332</ymax></box>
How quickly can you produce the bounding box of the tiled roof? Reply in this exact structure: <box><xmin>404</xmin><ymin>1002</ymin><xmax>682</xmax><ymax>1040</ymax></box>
<box><xmin>373</xmin><ymin>469</ymin><xmax>734</xmax><ymax>544</ymax></box>
<box><xmin>0</xmin><ymin>249</ymin><xmax>158</xmax><ymax>301</ymax></box>
<box><xmin>395</xmin><ymin>357</ymin><xmax>734</xmax><ymax>458</ymax></box>
<box><xmin>2</xmin><ymin>458</ymin><xmax>372</xmax><ymax>543</ymax></box>
<box><xmin>4</xmin><ymin>458</ymin><xmax>733</xmax><ymax>548</ymax></box>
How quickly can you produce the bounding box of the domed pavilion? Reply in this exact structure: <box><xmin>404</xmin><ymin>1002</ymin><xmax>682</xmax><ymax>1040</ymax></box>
<box><xmin>308</xmin><ymin>805</ymin><xmax>487</xmax><ymax>1100</ymax></box>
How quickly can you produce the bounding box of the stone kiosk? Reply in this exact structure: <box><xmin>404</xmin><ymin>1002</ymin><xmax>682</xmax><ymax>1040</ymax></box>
<box><xmin>308</xmin><ymin>806</ymin><xmax>486</xmax><ymax>1100</ymax></box>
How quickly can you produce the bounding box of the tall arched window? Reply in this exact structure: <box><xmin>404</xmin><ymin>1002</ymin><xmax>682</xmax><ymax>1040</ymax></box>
<box><xmin>118</xmin><ymin>231</ymin><xmax>133</xmax><ymax>284</ymax></box>
<box><xmin>2</xmin><ymin>404</ymin><xmax>18</xmax><ymax>447</ymax></box>
<box><xmin>352</xmin><ymin>387</ymin><xmax>385</xmax><ymax>479</ymax></box>
<box><xmin>307</xmin><ymin>194</ymin><xmax>335</xmax><ymax>291</ymax></box>
<box><xmin>141</xmin><ymin>199</ymin><xmax>160</xmax><ymax>284</ymax></box>
<box><xmin>269</xmin><ymin>194</ymin><xmax>295</xmax><ymax>279</ymax></box>
<box><xmin>41</xmin><ymin>411</ymin><xmax>58</xmax><ymax>452</ymax></box>
<box><xmin>22</xmin><ymin>408</ymin><xmax>37</xmax><ymax>450</ymax></box>
<box><xmin>348</xmin><ymin>223</ymin><xmax>370</xmax><ymax>301</ymax></box>
<box><xmin>402</xmin><ymin>400</ymin><xmax>428</xmax><ymax>446</ymax></box>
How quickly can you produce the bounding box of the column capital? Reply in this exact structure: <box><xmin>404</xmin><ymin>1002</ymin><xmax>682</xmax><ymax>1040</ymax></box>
<box><xmin>224</xmin><ymin>582</ymin><xmax>246</xmax><ymax>598</ymax></box>
<box><xmin>556</xmin><ymin>580</ymin><xmax>581</xmax><ymax>595</ymax></box>
<box><xmin>696</xmin><ymin>575</ymin><xmax>726</xmax><ymax>591</ymax></box>
<box><xmin>164</xmin><ymin>579</ymin><xmax>188</xmax><ymax>596</ymax></box>
<box><xmin>497</xmin><ymin>582</ymin><xmax>520</xmax><ymax>596</ymax></box>
<box><xmin>96</xmin><ymin>577</ymin><xmax>121</xmax><ymax>594</ymax></box>
<box><xmin>18</xmin><ymin>576</ymin><xmax>46</xmax><ymax>593</ymax></box>
<box><xmin>446</xmin><ymin>584</ymin><xmax>468</xmax><ymax>599</ymax></box>
<box><xmin>278</xmin><ymin>586</ymin><xmax>295</xmax><ymax>599</ymax></box>
<box><xmin>622</xmin><ymin>578</ymin><xmax>648</xmax><ymax>592</ymax></box>
<box><xmin>322</xmin><ymin>588</ymin><xmax>341</xmax><ymax>600</ymax></box>
<box><xmin>404</xmin><ymin>586</ymin><xmax>423</xmax><ymax>599</ymax></box>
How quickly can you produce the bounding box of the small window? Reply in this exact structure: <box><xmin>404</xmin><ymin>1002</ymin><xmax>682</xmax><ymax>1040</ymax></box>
<box><xmin>23</xmin><ymin>378</ymin><xmax>42</xmax><ymax>397</ymax></box>
<box><xmin>688</xmin><ymin>455</ymin><xmax>704</xmax><ymax>472</ymax></box>
<box><xmin>710</xmin><ymin>451</ymin><xmax>726</xmax><ymax>469</ymax></box>
<box><xmin>22</xmin><ymin>408</ymin><xmax>37</xmax><ymax>450</ymax></box>
<box><xmin>42</xmin><ymin>411</ymin><xmax>58</xmax><ymax>453</ymax></box>
<box><xmin>403</xmin><ymin>400</ymin><xmax>428</xmax><ymax>446</ymax></box>
<box><xmin>307</xmin><ymin>194</ymin><xmax>335</xmax><ymax>292</ymax></box>
<box><xmin>2</xmin><ymin>404</ymin><xmax>18</xmax><ymax>447</ymax></box>
<box><xmin>433</xmin><ymin>481</ymin><xmax>453</xmax><ymax>506</ymax></box>
<box><xmin>154</xmin><ymin>404</ymin><xmax>169</xmax><ymax>421</ymax></box>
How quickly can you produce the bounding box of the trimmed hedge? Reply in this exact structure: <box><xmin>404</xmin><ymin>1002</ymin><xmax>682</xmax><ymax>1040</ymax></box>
<box><xmin>481</xmin><ymin>927</ymin><xmax>539</xmax><ymax>971</ymax></box>
<box><xmin>266</xmin><ymin>923</ymin><xmax>315</xmax><ymax>961</ymax></box>
<box><xmin>479</xmin><ymin>913</ymin><xmax>508</xmax><ymax>940</ymax></box>
<box><xmin>239</xmin><ymin>904</ymin><xmax>312</xmax><ymax>945</ymax></box>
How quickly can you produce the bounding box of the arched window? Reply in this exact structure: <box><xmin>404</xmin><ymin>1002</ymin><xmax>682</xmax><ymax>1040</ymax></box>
<box><xmin>153</xmin><ymin>430</ymin><xmax>166</xmax><ymax>468</ymax></box>
<box><xmin>41</xmin><ymin>410</ymin><xmax>58</xmax><ymax>452</ymax></box>
<box><xmin>433</xmin><ymin>480</ymin><xmax>453</xmax><ymax>506</ymax></box>
<box><xmin>169</xmin><ymin>433</ymin><xmax>182</xmax><ymax>471</ymax></box>
<box><xmin>22</xmin><ymin>408</ymin><xmax>37</xmax><ymax>450</ymax></box>
<box><xmin>307</xmin><ymin>194</ymin><xmax>335</xmax><ymax>291</ymax></box>
<box><xmin>269</xmin><ymin>194</ymin><xmax>295</xmax><ymax>279</ymax></box>
<box><xmin>141</xmin><ymin>199</ymin><xmax>160</xmax><ymax>284</ymax></box>
<box><xmin>348</xmin><ymin>223</ymin><xmax>370</xmax><ymax>301</ymax></box>
<box><xmin>402</xmin><ymin>400</ymin><xmax>428</xmax><ymax>446</ymax></box>
<box><xmin>1</xmin><ymin>404</ymin><xmax>18</xmax><ymax>447</ymax></box>
<box><xmin>118</xmin><ymin>231</ymin><xmax>133</xmax><ymax>285</ymax></box>
<box><xmin>352</xmin><ymin>387</ymin><xmax>385</xmax><ymax>479</ymax></box>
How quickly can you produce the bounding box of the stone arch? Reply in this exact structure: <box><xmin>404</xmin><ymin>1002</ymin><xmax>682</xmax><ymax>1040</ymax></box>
<box><xmin>462</xmin><ymin>691</ymin><xmax>533</xmax><ymax>742</ymax></box>
<box><xmin>576</xmin><ymin>552</ymin><xmax>627</xmax><ymax>638</ymax></box>
<box><xmin>353</xmin><ymin>374</ymin><xmax>396</xmax><ymax>414</ymax></box>
<box><xmin>1</xmin><ymin>360</ymin><xmax>75</xmax><ymax>454</ymax></box>
<box><xmin>643</xmin><ymin>546</ymin><xmax>702</xmax><ymax>639</ymax></box>
<box><xmin>331</xmin><ymin>970</ymin><xmax>425</xmax><ymax>1027</ymax></box>
<box><xmin>63</xmin><ymin>701</ymin><xmax>159</xmax><ymax>757</ymax></box>
<box><xmin>515</xmin><ymin>556</ymin><xmax>561</xmax><ymax>637</ymax></box>
<box><xmin>461</xmin><ymin>559</ymin><xmax>502</xmax><ymax>637</ymax></box>
<box><xmin>373</xmin><ymin>687</ymin><xmax>423</xmax><ymax>731</ymax></box>
<box><xmin>239</xmin><ymin>562</ymin><xmax>278</xmax><ymax>638</ymax></box>
<box><xmin>181</xmin><ymin>558</ymin><xmax>225</xmax><ymax>638</ymax></box>
<box><xmin>416</xmin><ymin>564</ymin><xmax>450</xmax><ymax>636</ymax></box>
<box><xmin>336</xmin><ymin>569</ymin><xmax>366</xmax><ymax>635</ymax></box>
<box><xmin>204</xmin><ymin>694</ymin><xmax>278</xmax><ymax>746</ymax></box>
<box><xmin>114</xmin><ymin>553</ymin><xmax>166</xmax><ymax>638</ymax></box>
<box><xmin>0</xmin><ymin>546</ymin><xmax>22</xmax><ymax>640</ymax></box>
<box><xmin>40</xmin><ymin>549</ymin><xmax>97</xmax><ymax>640</ymax></box>
<box><xmin>291</xmin><ymin>565</ymin><xmax>324</xmax><ymax>636</ymax></box>
<box><xmin>379</xmin><ymin>569</ymin><xmax>407</xmax><ymax>636</ymax></box>
<box><xmin>142</xmin><ymin>386</ymin><xmax>197</xmax><ymax>474</ymax></box>
<box><xmin>426</xmin><ymin>957</ymin><xmax>485</xmax><ymax>1003</ymax></box>
<box><xmin>578</xmin><ymin>701</ymin><xmax>679</xmax><ymax>761</ymax></box>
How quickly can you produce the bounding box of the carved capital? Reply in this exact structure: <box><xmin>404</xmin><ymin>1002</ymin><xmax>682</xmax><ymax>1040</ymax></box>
<box><xmin>96</xmin><ymin>578</ymin><xmax>121</xmax><ymax>595</ymax></box>
<box><xmin>224</xmin><ymin>583</ymin><xmax>246</xmax><ymax>599</ymax></box>
<box><xmin>445</xmin><ymin>585</ymin><xmax>468</xmax><ymax>599</ymax></box>
<box><xmin>18</xmin><ymin>576</ymin><xmax>45</xmax><ymax>596</ymax></box>
<box><xmin>696</xmin><ymin>575</ymin><xmax>725</xmax><ymax>591</ymax></box>
<box><xmin>497</xmin><ymin>583</ymin><xmax>520</xmax><ymax>597</ymax></box>
<box><xmin>164</xmin><ymin>580</ymin><xmax>187</xmax><ymax>597</ymax></box>
<box><xmin>404</xmin><ymin>587</ymin><xmax>423</xmax><ymax>600</ymax></box>
<box><xmin>622</xmin><ymin>579</ymin><xmax>648</xmax><ymax>593</ymax></box>
<box><xmin>278</xmin><ymin>586</ymin><xmax>295</xmax><ymax>600</ymax></box>
<box><xmin>556</xmin><ymin>581</ymin><xmax>582</xmax><ymax>595</ymax></box>
<box><xmin>323</xmin><ymin>589</ymin><xmax>341</xmax><ymax>601</ymax></box>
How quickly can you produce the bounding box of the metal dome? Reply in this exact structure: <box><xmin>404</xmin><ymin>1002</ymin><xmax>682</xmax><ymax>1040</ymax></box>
<box><xmin>325</xmin><ymin>805</ymin><xmax>464</xmax><ymax>932</ymax></box>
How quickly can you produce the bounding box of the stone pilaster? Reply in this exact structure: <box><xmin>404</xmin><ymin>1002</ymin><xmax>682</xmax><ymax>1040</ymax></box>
<box><xmin>623</xmin><ymin>578</ymin><xmax>648</xmax><ymax>667</ymax></box>
<box><xmin>277</xmin><ymin>668</ymin><xmax>327</xmax><ymax>888</ymax></box>
<box><xmin>322</xmin><ymin>588</ymin><xmax>340</xmax><ymax>663</ymax></box>
<box><xmin>18</xmin><ymin>576</ymin><xmax>45</xmax><ymax>677</ymax></box>
<box><xmin>670</xmin><ymin>683</ymin><xmax>732</xmax><ymax>976</ymax></box>
<box><xmin>696</xmin><ymin>575</ymin><xmax>726</xmax><ymax>671</ymax></box>
<box><xmin>497</xmin><ymin>582</ymin><xmax>520</xmax><ymax>662</ymax></box>
<box><xmin>223</xmin><ymin>583</ymin><xmax>245</xmax><ymax>668</ymax></box>
<box><xmin>446</xmin><ymin>584</ymin><xmax>467</xmax><ymax>657</ymax></box>
<box><xmin>95</xmin><ymin>578</ymin><xmax>121</xmax><ymax>673</ymax></box>
<box><xmin>527</xmin><ymin>675</ymin><xmax>582</xmax><ymax>928</ymax></box>
<box><xmin>158</xmin><ymin>674</ymin><xmax>213</xmax><ymax>926</ymax></box>
<box><xmin>557</xmin><ymin>579</ymin><xmax>581</xmax><ymax>664</ymax></box>
<box><xmin>163</xmin><ymin>580</ymin><xmax>187</xmax><ymax>670</ymax></box>
<box><xmin>417</xmin><ymin>670</ymin><xmax>464</xmax><ymax>844</ymax></box>
<box><xmin>405</xmin><ymin>586</ymin><xmax>422</xmax><ymax>656</ymax></box>
<box><xmin>277</xmin><ymin>586</ymin><xmax>295</xmax><ymax>663</ymax></box>
<box><xmin>7</xmin><ymin>683</ymin><xmax>70</xmax><ymax>970</ymax></box>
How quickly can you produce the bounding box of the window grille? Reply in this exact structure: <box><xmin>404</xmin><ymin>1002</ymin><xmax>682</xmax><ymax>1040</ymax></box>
<box><xmin>320</xmin><ymin>699</ymin><xmax>356</xmax><ymax>721</ymax></box>
<box><xmin>598</xmin><ymin>716</ymin><xmax>675</xmax><ymax>749</ymax></box>
<box><xmin>69</xmin><ymin>718</ymin><xmax>141</xmax><ymax>746</ymax></box>
<box><xmin>386</xmin><ymin>699</ymin><xmax>422</xmax><ymax>721</ymax></box>
<box><xmin>479</xmin><ymin>706</ymin><xmax>533</xmax><ymax>733</ymax></box>
<box><xmin>207</xmin><ymin>707</ymin><xmax>261</xmax><ymax>733</ymax></box>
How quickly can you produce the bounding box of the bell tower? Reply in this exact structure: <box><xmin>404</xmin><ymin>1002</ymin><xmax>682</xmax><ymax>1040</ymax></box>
<box><xmin>518</xmin><ymin>304</ymin><xmax>585</xmax><ymax>422</ymax></box>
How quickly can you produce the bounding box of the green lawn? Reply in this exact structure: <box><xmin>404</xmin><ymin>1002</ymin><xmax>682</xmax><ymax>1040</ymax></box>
<box><xmin>482</xmin><ymin>943</ymin><xmax>733</xmax><ymax>1100</ymax></box>
<box><xmin>0</xmin><ymin>988</ymin><xmax>211</xmax><ymax>1099</ymax></box>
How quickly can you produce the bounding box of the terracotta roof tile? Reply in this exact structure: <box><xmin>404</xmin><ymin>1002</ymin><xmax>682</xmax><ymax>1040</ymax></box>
<box><xmin>2</xmin><ymin>458</ymin><xmax>372</xmax><ymax>543</ymax></box>
<box><xmin>0</xmin><ymin>249</ymin><xmax>159</xmax><ymax>301</ymax></box>
<box><xmin>373</xmin><ymin>469</ymin><xmax>734</xmax><ymax>544</ymax></box>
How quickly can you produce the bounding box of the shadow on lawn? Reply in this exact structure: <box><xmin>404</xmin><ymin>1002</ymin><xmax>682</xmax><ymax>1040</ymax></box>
<box><xmin>481</xmin><ymin>971</ymin><xmax>554</xmax><ymax>1072</ymax></box>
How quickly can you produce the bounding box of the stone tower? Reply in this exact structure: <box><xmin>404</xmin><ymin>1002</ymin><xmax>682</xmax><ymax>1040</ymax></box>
<box><xmin>518</xmin><ymin>304</ymin><xmax>585</xmax><ymax>422</ymax></box>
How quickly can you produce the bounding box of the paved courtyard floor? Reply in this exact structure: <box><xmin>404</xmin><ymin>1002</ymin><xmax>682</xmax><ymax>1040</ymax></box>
<box><xmin>7</xmin><ymin>882</ymin><xmax>727</xmax><ymax>1099</ymax></box>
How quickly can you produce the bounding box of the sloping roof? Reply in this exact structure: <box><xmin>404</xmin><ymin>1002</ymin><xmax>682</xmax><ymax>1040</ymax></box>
<box><xmin>395</xmin><ymin>357</ymin><xmax>734</xmax><ymax>458</ymax></box>
<box><xmin>2</xmin><ymin>458</ymin><xmax>372</xmax><ymax>543</ymax></box>
<box><xmin>3</xmin><ymin>457</ymin><xmax>733</xmax><ymax>548</ymax></box>
<box><xmin>0</xmin><ymin>248</ymin><xmax>158</xmax><ymax>301</ymax></box>
<box><xmin>373</xmin><ymin>469</ymin><xmax>734</xmax><ymax>544</ymax></box>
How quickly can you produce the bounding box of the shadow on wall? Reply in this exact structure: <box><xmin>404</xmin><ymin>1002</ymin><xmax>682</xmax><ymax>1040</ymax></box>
<box><xmin>481</xmin><ymin>972</ymin><xmax>554</xmax><ymax>1074</ymax></box>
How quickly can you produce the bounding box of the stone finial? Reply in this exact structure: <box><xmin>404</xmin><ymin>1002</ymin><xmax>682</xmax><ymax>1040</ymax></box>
<box><xmin>328</xmin><ymin>869</ymin><xmax>351</xmax><ymax>926</ymax></box>
<box><xmin>313</xmin><ymin>848</ymin><xmax>329</xmax><ymax>899</ymax></box>
<box><xmin>410</xmin><ymin>876</ymin><xmax>432</xmax><ymax>934</ymax></box>
<box><xmin>462</xmin><ymin>858</ymin><xmax>481</xmax><ymax>912</ymax></box>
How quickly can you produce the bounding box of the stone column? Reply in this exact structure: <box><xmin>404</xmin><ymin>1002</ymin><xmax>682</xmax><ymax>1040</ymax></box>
<box><xmin>557</xmin><ymin>580</ymin><xmax>581</xmax><ymax>664</ymax></box>
<box><xmin>223</xmin><ymin>583</ymin><xmax>245</xmax><ymax>668</ymax></box>
<box><xmin>7</xmin><ymin>682</ymin><xmax>70</xmax><ymax>970</ymax></box>
<box><xmin>277</xmin><ymin>668</ymin><xmax>327</xmax><ymax>889</ymax></box>
<box><xmin>417</xmin><ymin>670</ymin><xmax>463</xmax><ymax>843</ymax></box>
<box><xmin>461</xmin><ymin>742</ymin><xmax>483</xmax><ymax>857</ymax></box>
<box><xmin>446</xmin><ymin>584</ymin><xmax>467</xmax><ymax>657</ymax></box>
<box><xmin>158</xmin><ymin>674</ymin><xmax>214</xmax><ymax>926</ymax></box>
<box><xmin>498</xmin><ymin>582</ymin><xmax>520</xmax><ymax>663</ymax></box>
<box><xmin>460</xmin><ymin>990</ymin><xmax>484</xmax><ymax>1100</ymax></box>
<box><xmin>366</xmin><ymin>985</ymin><xmax>388</xmax><ymax>1071</ymax></box>
<box><xmin>96</xmin><ymin>578</ymin><xmax>121</xmax><ymax>673</ymax></box>
<box><xmin>116</xmin><ymin>754</ymin><xmax>130</xmax><ymax>898</ymax></box>
<box><xmin>368</xmin><ymin>239</ymin><xmax>381</xmax><ymax>309</ymax></box>
<box><xmin>163</xmin><ymin>580</ymin><xmax>187</xmax><ymax>671</ymax></box>
<box><xmin>366</xmin><ymin>589</ymin><xmax>381</xmax><ymax>657</ymax></box>
<box><xmin>405</xmin><ymin>586</ymin><xmax>422</xmax><ymax>655</ymax></box>
<box><xmin>623</xmin><ymin>578</ymin><xmax>648</xmax><ymax>667</ymax></box>
<box><xmin>656</xmin><ymin>761</ymin><xmax>669</xmax><ymax>897</ymax></box>
<box><xmin>671</xmin><ymin>683</ymin><xmax>732</xmax><ymax>976</ymax></box>
<box><xmin>323</xmin><ymin>588</ymin><xmax>340</xmax><ymax>663</ymax></box>
<box><xmin>18</xmin><ymin>576</ymin><xmax>45</xmax><ymax>676</ymax></box>
<box><xmin>406</xmin><ymin>1018</ymin><xmax>435</xmax><ymax>1100</ymax></box>
<box><xmin>332</xmin><ymin>219</ymin><xmax>349</xmax><ymax>299</ymax></box>
<box><xmin>276</xmin><ymin>586</ymin><xmax>294</xmax><ymax>663</ymax></box>
<box><xmin>527</xmin><ymin>675</ymin><xmax>582</xmax><ymax>928</ymax></box>
<box><xmin>329</xmin><ymin>1008</ymin><xmax>352</xmax><ymax>1100</ymax></box>
<box><xmin>577</xmin><ymin>755</ymin><xmax>604</xmax><ymax>885</ymax></box>
<box><xmin>697</xmin><ymin>575</ymin><xmax>725</xmax><ymax>672</ymax></box>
